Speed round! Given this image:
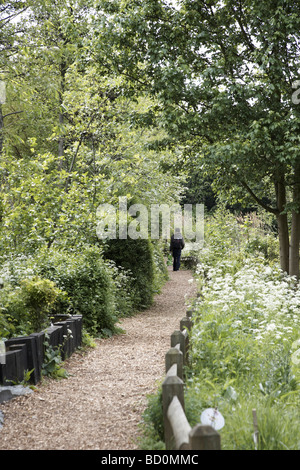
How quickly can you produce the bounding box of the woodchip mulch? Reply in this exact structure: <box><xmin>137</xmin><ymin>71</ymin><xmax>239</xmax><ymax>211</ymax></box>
<box><xmin>0</xmin><ymin>267</ymin><xmax>196</xmax><ymax>450</ymax></box>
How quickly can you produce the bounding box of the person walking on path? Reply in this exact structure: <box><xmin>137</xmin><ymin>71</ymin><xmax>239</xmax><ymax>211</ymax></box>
<box><xmin>170</xmin><ymin>227</ymin><xmax>185</xmax><ymax>271</ymax></box>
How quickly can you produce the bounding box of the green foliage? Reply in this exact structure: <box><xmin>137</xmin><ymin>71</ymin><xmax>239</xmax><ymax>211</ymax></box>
<box><xmin>184</xmin><ymin>379</ymin><xmax>300</xmax><ymax>450</ymax></box>
<box><xmin>19</xmin><ymin>276</ymin><xmax>63</xmax><ymax>332</ymax></box>
<box><xmin>81</xmin><ymin>328</ymin><xmax>97</xmax><ymax>349</ymax></box>
<box><xmin>0</xmin><ymin>310</ymin><xmax>11</xmax><ymax>340</ymax></box>
<box><xmin>105</xmin><ymin>261</ymin><xmax>136</xmax><ymax>318</ymax></box>
<box><xmin>103</xmin><ymin>238</ymin><xmax>156</xmax><ymax>311</ymax></box>
<box><xmin>152</xmin><ymin>241</ymin><xmax>169</xmax><ymax>292</ymax></box>
<box><xmin>139</xmin><ymin>388</ymin><xmax>165</xmax><ymax>450</ymax></box>
<box><xmin>200</xmin><ymin>205</ymin><xmax>279</xmax><ymax>274</ymax></box>
<box><xmin>0</xmin><ymin>0</ymin><xmax>180</xmax><ymax>345</ymax></box>
<box><xmin>35</xmin><ymin>246</ymin><xmax>118</xmax><ymax>337</ymax></box>
<box><xmin>0</xmin><ymin>236</ymin><xmax>169</xmax><ymax>340</ymax></box>
<box><xmin>96</xmin><ymin>0</ymin><xmax>300</xmax><ymax>275</ymax></box>
<box><xmin>0</xmin><ymin>1</ymin><xmax>182</xmax><ymax>259</ymax></box>
<box><xmin>0</xmin><ymin>284</ymin><xmax>31</xmax><ymax>340</ymax></box>
<box><xmin>185</xmin><ymin>209</ymin><xmax>300</xmax><ymax>450</ymax></box>
<box><xmin>42</xmin><ymin>333</ymin><xmax>68</xmax><ymax>379</ymax></box>
<box><xmin>141</xmin><ymin>207</ymin><xmax>299</xmax><ymax>450</ymax></box>
<box><xmin>0</xmin><ymin>275</ymin><xmax>63</xmax><ymax>337</ymax></box>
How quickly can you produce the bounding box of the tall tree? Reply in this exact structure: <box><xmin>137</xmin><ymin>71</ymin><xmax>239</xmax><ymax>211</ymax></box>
<box><xmin>0</xmin><ymin>1</ymin><xmax>28</xmax><ymax>153</ymax></box>
<box><xmin>0</xmin><ymin>2</ymin><xmax>181</xmax><ymax>253</ymax></box>
<box><xmin>95</xmin><ymin>0</ymin><xmax>300</xmax><ymax>277</ymax></box>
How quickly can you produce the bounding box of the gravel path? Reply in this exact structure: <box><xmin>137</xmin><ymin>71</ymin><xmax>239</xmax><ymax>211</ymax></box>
<box><xmin>0</xmin><ymin>267</ymin><xmax>196</xmax><ymax>450</ymax></box>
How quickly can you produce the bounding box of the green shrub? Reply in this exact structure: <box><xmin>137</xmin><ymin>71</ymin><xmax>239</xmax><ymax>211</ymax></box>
<box><xmin>102</xmin><ymin>238</ymin><xmax>156</xmax><ymax>311</ymax></box>
<box><xmin>0</xmin><ymin>305</ymin><xmax>15</xmax><ymax>339</ymax></box>
<box><xmin>152</xmin><ymin>241</ymin><xmax>169</xmax><ymax>292</ymax></box>
<box><xmin>0</xmin><ymin>237</ymin><xmax>168</xmax><ymax>340</ymax></box>
<box><xmin>35</xmin><ymin>245</ymin><xmax>118</xmax><ymax>336</ymax></box>
<box><xmin>20</xmin><ymin>276</ymin><xmax>63</xmax><ymax>331</ymax></box>
<box><xmin>105</xmin><ymin>260</ymin><xmax>136</xmax><ymax>318</ymax></box>
<box><xmin>245</xmin><ymin>234</ymin><xmax>278</xmax><ymax>262</ymax></box>
<box><xmin>0</xmin><ymin>284</ymin><xmax>30</xmax><ymax>339</ymax></box>
<box><xmin>0</xmin><ymin>276</ymin><xmax>63</xmax><ymax>337</ymax></box>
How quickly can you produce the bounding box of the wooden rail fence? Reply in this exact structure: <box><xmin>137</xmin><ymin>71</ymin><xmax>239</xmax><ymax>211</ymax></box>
<box><xmin>162</xmin><ymin>309</ymin><xmax>221</xmax><ymax>450</ymax></box>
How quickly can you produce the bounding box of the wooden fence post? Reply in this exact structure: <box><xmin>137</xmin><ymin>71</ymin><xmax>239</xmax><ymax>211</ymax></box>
<box><xmin>189</xmin><ymin>424</ymin><xmax>221</xmax><ymax>450</ymax></box>
<box><xmin>162</xmin><ymin>375</ymin><xmax>184</xmax><ymax>450</ymax></box>
<box><xmin>165</xmin><ymin>347</ymin><xmax>183</xmax><ymax>379</ymax></box>
<box><xmin>161</xmin><ymin>310</ymin><xmax>222</xmax><ymax>451</ymax></box>
<box><xmin>180</xmin><ymin>317</ymin><xmax>192</xmax><ymax>363</ymax></box>
<box><xmin>171</xmin><ymin>330</ymin><xmax>186</xmax><ymax>364</ymax></box>
<box><xmin>186</xmin><ymin>308</ymin><xmax>195</xmax><ymax>319</ymax></box>
<box><xmin>180</xmin><ymin>316</ymin><xmax>192</xmax><ymax>332</ymax></box>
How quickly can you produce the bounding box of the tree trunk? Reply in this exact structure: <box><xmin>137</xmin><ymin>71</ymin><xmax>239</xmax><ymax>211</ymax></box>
<box><xmin>289</xmin><ymin>211</ymin><xmax>300</xmax><ymax>278</ymax></box>
<box><xmin>289</xmin><ymin>160</ymin><xmax>300</xmax><ymax>278</ymax></box>
<box><xmin>277</xmin><ymin>212</ymin><xmax>290</xmax><ymax>273</ymax></box>
<box><xmin>0</xmin><ymin>104</ymin><xmax>3</xmax><ymax>155</ymax></box>
<box><xmin>58</xmin><ymin>109</ymin><xmax>64</xmax><ymax>163</ymax></box>
<box><xmin>276</xmin><ymin>178</ymin><xmax>289</xmax><ymax>273</ymax></box>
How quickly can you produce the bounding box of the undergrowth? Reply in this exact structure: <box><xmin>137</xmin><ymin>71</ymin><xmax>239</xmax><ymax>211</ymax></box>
<box><xmin>140</xmin><ymin>208</ymin><xmax>300</xmax><ymax>450</ymax></box>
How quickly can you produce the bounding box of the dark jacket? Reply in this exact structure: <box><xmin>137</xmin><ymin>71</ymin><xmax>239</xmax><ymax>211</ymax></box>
<box><xmin>170</xmin><ymin>233</ymin><xmax>185</xmax><ymax>251</ymax></box>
